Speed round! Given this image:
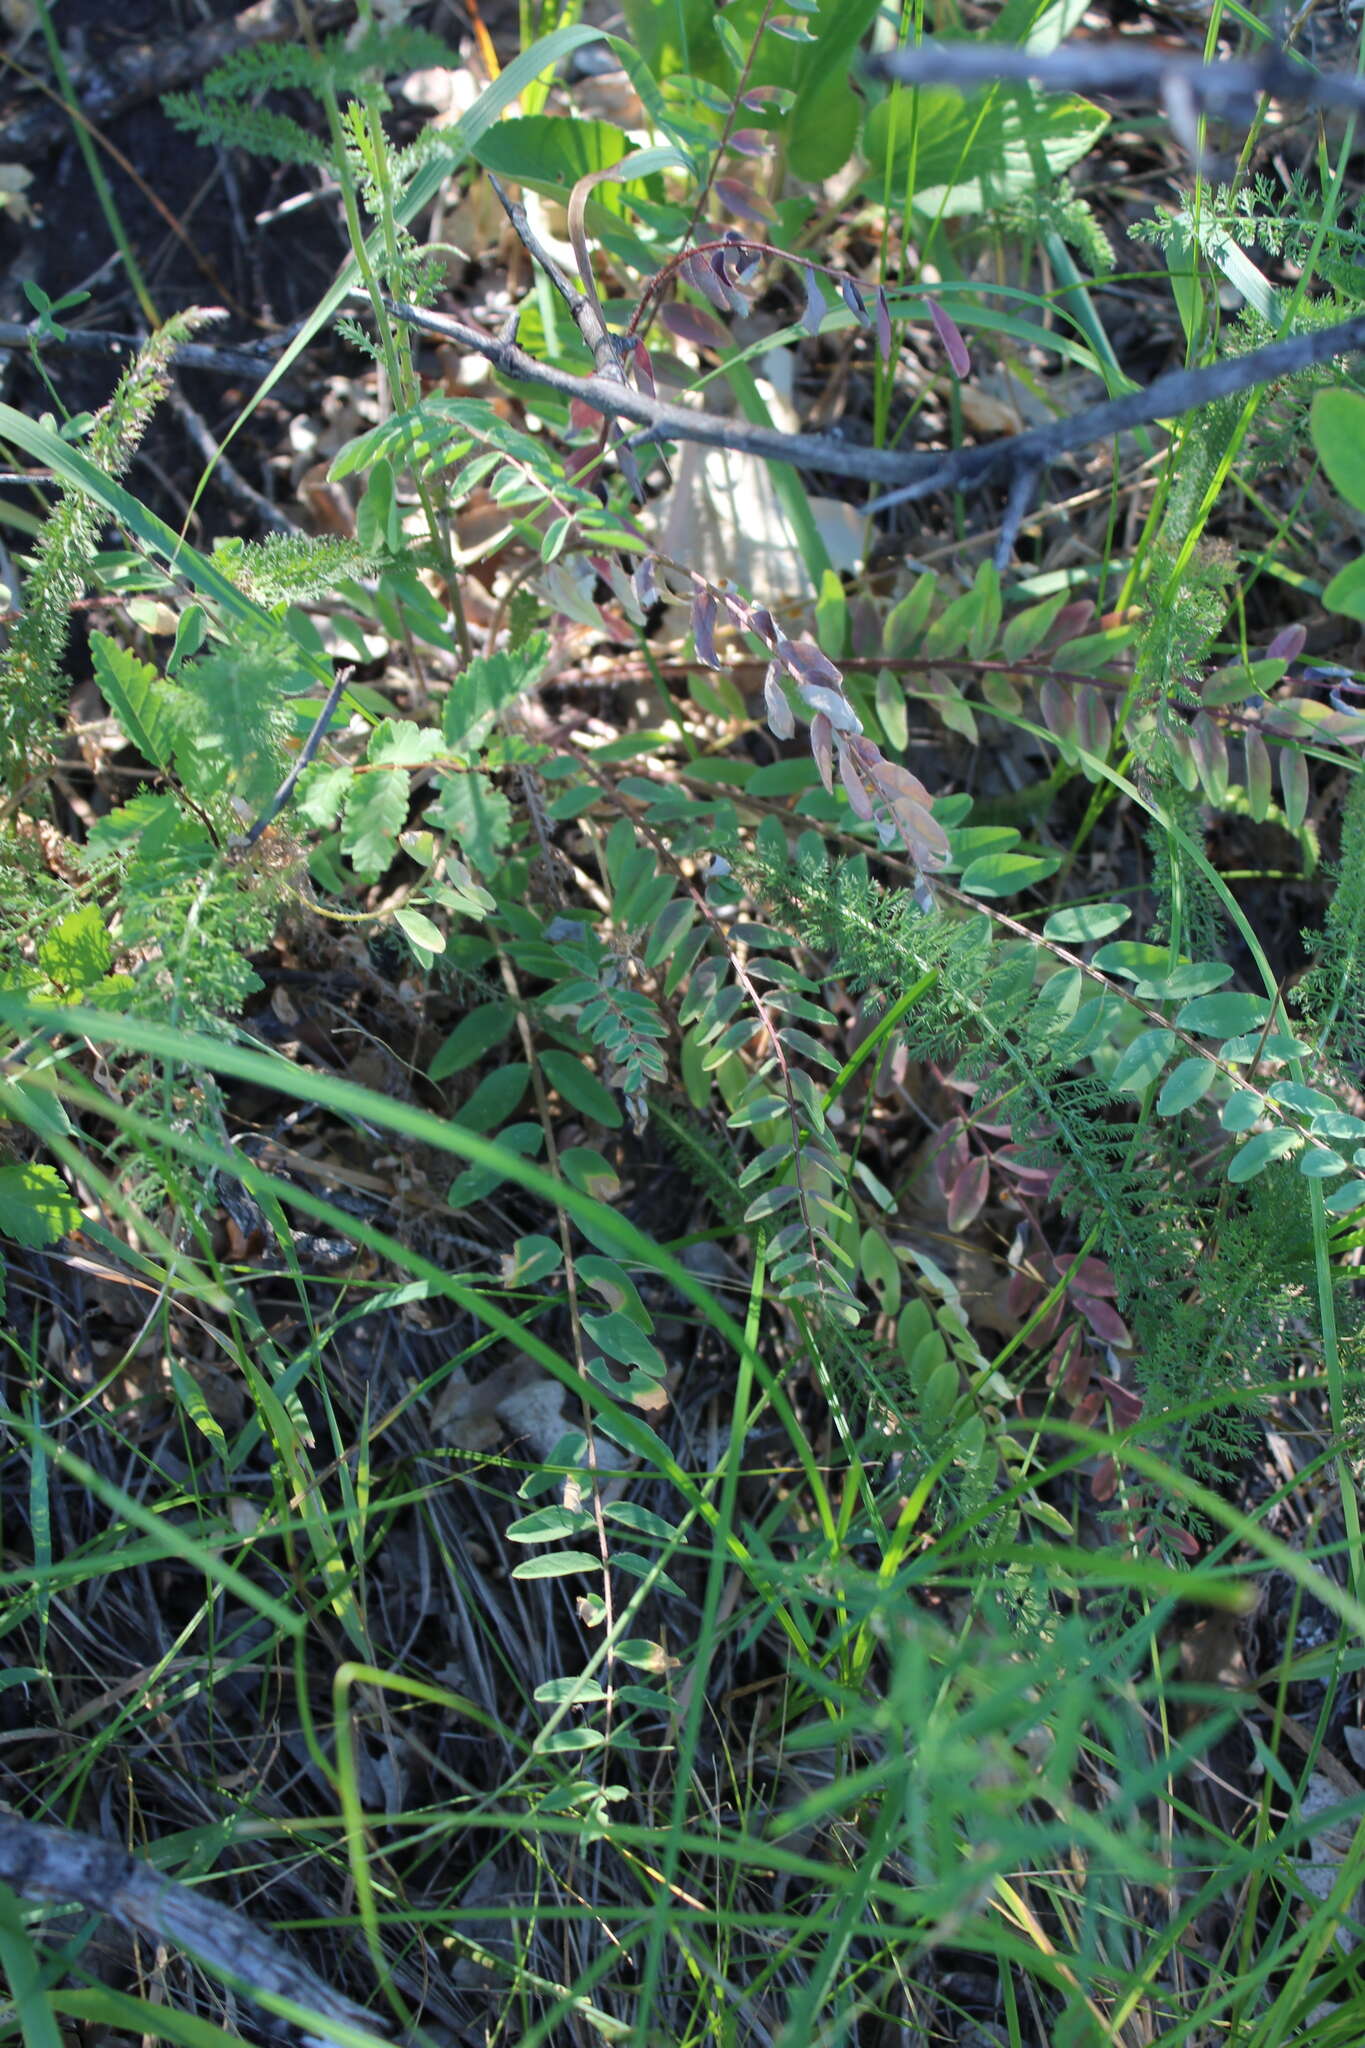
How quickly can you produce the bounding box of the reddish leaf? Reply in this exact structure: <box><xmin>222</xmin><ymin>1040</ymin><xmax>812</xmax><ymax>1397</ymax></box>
<box><xmin>874</xmin><ymin>285</ymin><xmax>893</xmax><ymax>367</ymax></box>
<box><xmin>1045</xmin><ymin>600</ymin><xmax>1095</xmax><ymax>646</ymax></box>
<box><xmin>691</xmin><ymin>584</ymin><xmax>720</xmax><ymax>669</ymax></box>
<box><xmin>946</xmin><ymin>1153</ymin><xmax>990</xmax><ymax>1232</ymax></box>
<box><xmin>679</xmin><ymin>252</ymin><xmax>733</xmax><ymax>313</ymax></box>
<box><xmin>838</xmin><ymin>738</ymin><xmax>875</xmax><ymax>820</ymax></box>
<box><xmin>726</xmin><ymin>129</ymin><xmax>769</xmax><ymax>158</ymax></box>
<box><xmin>629</xmin><ymin>338</ymin><xmax>656</xmax><ymax>397</ymax></box>
<box><xmin>1040</xmin><ymin>679</ymin><xmax>1076</xmax><ymax>742</ymax></box>
<box><xmin>1093</xmin><ymin>1373</ymin><xmax>1143</xmax><ymax>1427</ymax></box>
<box><xmin>659</xmin><ymin>301</ymin><xmax>730</xmax><ymax>352</ymax></box>
<box><xmin>1090</xmin><ymin>1455</ymin><xmax>1119</xmax><ymax>1503</ymax></box>
<box><xmin>810</xmin><ymin>711</ymin><xmax>834</xmax><ymax>793</ymax></box>
<box><xmin>780</xmin><ymin>634</ymin><xmax>843</xmax><ymax>692</ymax></box>
<box><xmin>570</xmin><ymin>396</ymin><xmax>604</xmax><ymax>433</ymax></box>
<box><xmin>1048</xmin><ymin>1325</ymin><xmax>1092</xmax><ymax>1403</ymax></box>
<box><xmin>714</xmin><ymin>177</ymin><xmax>772</xmax><ymax>226</ymax></box>
<box><xmin>762</xmin><ymin>661</ymin><xmax>795</xmax><ymax>739</ymax></box>
<box><xmin>1072</xmin><ymin>1292</ymin><xmax>1132</xmax><ymax>1349</ymax></box>
<box><xmin>1055</xmin><ymin>1254</ymin><xmax>1118</xmax><ymax>1297</ymax></box>
<box><xmin>927</xmin><ymin>295</ymin><xmax>971</xmax><ymax>378</ymax></box>
<box><xmin>933</xmin><ymin>1118</ymin><xmax>970</xmax><ymax>1196</ymax></box>
<box><xmin>839</xmin><ymin>276</ymin><xmax>870</xmax><ymax>328</ymax></box>
<box><xmin>1265</xmin><ymin>622</ymin><xmax>1307</xmax><ymax>662</ymax></box>
<box><xmin>1007</xmin><ymin>1268</ymin><xmax>1042</xmax><ymax>1321</ymax></box>
<box><xmin>800</xmin><ymin>266</ymin><xmax>828</xmax><ymax>337</ymax></box>
<box><xmin>1075</xmin><ymin>684</ymin><xmax>1111</xmax><ymax>759</ymax></box>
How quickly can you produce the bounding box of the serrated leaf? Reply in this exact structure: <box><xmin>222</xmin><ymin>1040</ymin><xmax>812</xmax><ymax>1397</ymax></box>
<box><xmin>426</xmin><ymin>769</ymin><xmax>512</xmax><ymax>873</ymax></box>
<box><xmin>0</xmin><ymin>1162</ymin><xmax>80</xmax><ymax>1248</ymax></box>
<box><xmin>39</xmin><ymin>905</ymin><xmax>112</xmax><ymax>993</ymax></box>
<box><xmin>443</xmin><ymin>637</ymin><xmax>549</xmax><ymax>755</ymax></box>
<box><xmin>90</xmin><ymin>631</ymin><xmax>182</xmax><ymax>770</ymax></box>
<box><xmin>341</xmin><ymin>766</ymin><xmax>409</xmax><ymax>879</ymax></box>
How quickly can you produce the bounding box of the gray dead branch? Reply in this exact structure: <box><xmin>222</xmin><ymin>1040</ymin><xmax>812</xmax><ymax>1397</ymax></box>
<box><xmin>0</xmin><ymin>1811</ymin><xmax>385</xmax><ymax>2048</ymax></box>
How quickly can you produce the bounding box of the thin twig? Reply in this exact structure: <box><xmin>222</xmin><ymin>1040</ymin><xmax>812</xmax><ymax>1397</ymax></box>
<box><xmin>230</xmin><ymin>670</ymin><xmax>348</xmax><ymax>853</ymax></box>
<box><xmin>864</xmin><ymin>35</ymin><xmax>1365</xmax><ymax>119</ymax></box>
<box><xmin>0</xmin><ymin>319</ymin><xmax>304</xmax><ymax>385</ymax></box>
<box><xmin>373</xmin><ymin>292</ymin><xmax>1365</xmax><ymax>562</ymax></box>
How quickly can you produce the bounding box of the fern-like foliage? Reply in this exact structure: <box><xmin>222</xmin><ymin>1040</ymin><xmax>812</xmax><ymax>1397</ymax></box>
<box><xmin>0</xmin><ymin>311</ymin><xmax>214</xmax><ymax>790</ymax></box>
<box><xmin>162</xmin><ymin>24</ymin><xmax>452</xmax><ymax>167</ymax></box>
<box><xmin>1294</xmin><ymin>773</ymin><xmax>1365</xmax><ymax>1067</ymax></box>
<box><xmin>748</xmin><ymin>848</ymin><xmax>1297</xmax><ymax>1473</ymax></box>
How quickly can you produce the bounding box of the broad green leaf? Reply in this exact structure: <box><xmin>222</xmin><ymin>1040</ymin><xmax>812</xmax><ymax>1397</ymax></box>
<box><xmin>582</xmin><ymin>1311</ymin><xmax>666</xmax><ymax>1377</ymax></box>
<box><xmin>1043</xmin><ymin>903</ymin><xmax>1129</xmax><ymax>943</ymax></box>
<box><xmin>506</xmin><ymin>1507</ymin><xmax>594</xmax><ymax>1542</ymax></box>
<box><xmin>1311</xmin><ymin>388</ymin><xmax>1365</xmax><ymax>516</ymax></box>
<box><xmin>1092</xmin><ymin>942</ymin><xmax>1172</xmax><ymax>982</ymax></box>
<box><xmin>1312</xmin><ymin>1110</ymin><xmax>1365</xmax><ymax>1143</ymax></box>
<box><xmin>1299</xmin><ymin>1146</ymin><xmax>1348</xmax><ymax>1179</ymax></box>
<box><xmin>1157</xmin><ymin>1057</ymin><xmax>1215</xmax><ymax>1117</ymax></box>
<box><xmin>503</xmin><ymin>1233</ymin><xmax>563</xmax><ymax>1285</ymax></box>
<box><xmin>512</xmin><ymin>1550</ymin><xmax>603</xmax><ymax>1579</ymax></box>
<box><xmin>447</xmin><ymin>1120</ymin><xmax>543</xmax><ymax>1208</ymax></box>
<box><xmin>1175</xmin><ymin>993</ymin><xmax>1272</xmax><ymax>1037</ymax></box>
<box><xmin>429</xmin><ymin>1001</ymin><xmax>514</xmax><ymax>1080</ymax></box>
<box><xmin>1132</xmin><ymin>962</ymin><xmax>1232</xmax><ymax>1000</ymax></box>
<box><xmin>1221</xmin><ymin>1091</ymin><xmax>1262</xmax><ymax>1133</ymax></box>
<box><xmin>455</xmin><ymin>1064</ymin><xmax>530</xmax><ymax>1132</ymax></box>
<box><xmin>1111</xmin><ymin>1029</ymin><xmax>1176</xmax><ymax>1096</ymax></box>
<box><xmin>1323</xmin><ymin>555</ymin><xmax>1365</xmax><ymax>623</ymax></box>
<box><xmin>864</xmin><ymin>84</ymin><xmax>1107</xmax><ymax>215</ymax></box>
<box><xmin>960</xmin><ymin>850</ymin><xmax>1061</xmax><ymax>897</ymax></box>
<box><xmin>1325</xmin><ymin>1178</ymin><xmax>1365</xmax><ymax>1215</ymax></box>
<box><xmin>1227</xmin><ymin>1128</ymin><xmax>1299</xmax><ymax>1183</ymax></box>
<box><xmin>395</xmin><ymin>905</ymin><xmax>445</xmax><ymax>955</ymax></box>
<box><xmin>540</xmin><ymin>1050</ymin><xmax>623</xmax><ymax>1128</ymax></box>
<box><xmin>604</xmin><ymin>1501</ymin><xmax>677</xmax><ymax>1539</ymax></box>
<box><xmin>560</xmin><ymin>1147</ymin><xmax>621</xmax><ymax>1203</ymax></box>
<box><xmin>859</xmin><ymin>1228</ymin><xmax>901</xmax><ymax>1314</ymax></box>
